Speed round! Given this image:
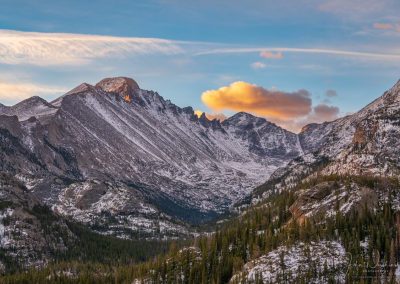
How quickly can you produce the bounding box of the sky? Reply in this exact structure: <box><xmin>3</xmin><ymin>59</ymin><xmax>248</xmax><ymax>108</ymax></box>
<box><xmin>0</xmin><ymin>0</ymin><xmax>400</xmax><ymax>132</ymax></box>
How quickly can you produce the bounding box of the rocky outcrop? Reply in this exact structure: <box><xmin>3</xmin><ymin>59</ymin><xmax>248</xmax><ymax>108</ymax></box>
<box><xmin>96</xmin><ymin>77</ymin><xmax>141</xmax><ymax>103</ymax></box>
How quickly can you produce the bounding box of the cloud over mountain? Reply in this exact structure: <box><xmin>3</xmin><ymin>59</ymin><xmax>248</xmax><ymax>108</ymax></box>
<box><xmin>201</xmin><ymin>81</ymin><xmax>341</xmax><ymax>132</ymax></box>
<box><xmin>194</xmin><ymin>110</ymin><xmax>227</xmax><ymax>121</ymax></box>
<box><xmin>201</xmin><ymin>81</ymin><xmax>312</xmax><ymax>122</ymax></box>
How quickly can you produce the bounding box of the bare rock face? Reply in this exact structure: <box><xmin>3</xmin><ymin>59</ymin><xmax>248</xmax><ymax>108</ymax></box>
<box><xmin>0</xmin><ymin>96</ymin><xmax>57</xmax><ymax>122</ymax></box>
<box><xmin>96</xmin><ymin>77</ymin><xmax>140</xmax><ymax>103</ymax></box>
<box><xmin>352</xmin><ymin>120</ymin><xmax>379</xmax><ymax>151</ymax></box>
<box><xmin>0</xmin><ymin>115</ymin><xmax>22</xmax><ymax>137</ymax></box>
<box><xmin>289</xmin><ymin>181</ymin><xmax>378</xmax><ymax>225</ymax></box>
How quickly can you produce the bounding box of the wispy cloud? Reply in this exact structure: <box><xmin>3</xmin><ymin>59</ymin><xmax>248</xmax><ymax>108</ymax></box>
<box><xmin>373</xmin><ymin>22</ymin><xmax>395</xmax><ymax>30</ymax></box>
<box><xmin>0</xmin><ymin>29</ymin><xmax>184</xmax><ymax>65</ymax></box>
<box><xmin>318</xmin><ymin>0</ymin><xmax>392</xmax><ymax>18</ymax></box>
<box><xmin>2</xmin><ymin>29</ymin><xmax>400</xmax><ymax>68</ymax></box>
<box><xmin>260</xmin><ymin>50</ymin><xmax>283</xmax><ymax>59</ymax></box>
<box><xmin>325</xmin><ymin>89</ymin><xmax>338</xmax><ymax>98</ymax></box>
<box><xmin>0</xmin><ymin>81</ymin><xmax>66</xmax><ymax>103</ymax></box>
<box><xmin>373</xmin><ymin>22</ymin><xmax>400</xmax><ymax>32</ymax></box>
<box><xmin>196</xmin><ymin>47</ymin><xmax>400</xmax><ymax>61</ymax></box>
<box><xmin>250</xmin><ymin>61</ymin><xmax>266</xmax><ymax>69</ymax></box>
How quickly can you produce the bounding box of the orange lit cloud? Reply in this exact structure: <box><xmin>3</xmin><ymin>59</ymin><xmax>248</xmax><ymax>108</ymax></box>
<box><xmin>201</xmin><ymin>82</ymin><xmax>341</xmax><ymax>132</ymax></box>
<box><xmin>373</xmin><ymin>22</ymin><xmax>400</xmax><ymax>32</ymax></box>
<box><xmin>194</xmin><ymin>110</ymin><xmax>226</xmax><ymax>121</ymax></box>
<box><xmin>201</xmin><ymin>81</ymin><xmax>311</xmax><ymax>121</ymax></box>
<box><xmin>260</xmin><ymin>51</ymin><xmax>283</xmax><ymax>59</ymax></box>
<box><xmin>0</xmin><ymin>81</ymin><xmax>66</xmax><ymax>103</ymax></box>
<box><xmin>194</xmin><ymin>110</ymin><xmax>203</xmax><ymax>117</ymax></box>
<box><xmin>373</xmin><ymin>22</ymin><xmax>394</xmax><ymax>30</ymax></box>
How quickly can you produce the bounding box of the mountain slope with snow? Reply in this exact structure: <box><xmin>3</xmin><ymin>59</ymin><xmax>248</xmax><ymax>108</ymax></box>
<box><xmin>2</xmin><ymin>76</ymin><xmax>399</xmax><ymax>240</ymax></box>
<box><xmin>0</xmin><ymin>77</ymin><xmax>302</xmax><ymax>237</ymax></box>
<box><xmin>254</xmin><ymin>79</ymin><xmax>400</xmax><ymax>217</ymax></box>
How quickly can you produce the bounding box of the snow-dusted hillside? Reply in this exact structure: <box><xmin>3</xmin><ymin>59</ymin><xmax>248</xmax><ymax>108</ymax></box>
<box><xmin>254</xmin><ymin>79</ymin><xmax>400</xmax><ymax>201</ymax></box>
<box><xmin>299</xmin><ymin>79</ymin><xmax>400</xmax><ymax>176</ymax></box>
<box><xmin>231</xmin><ymin>241</ymin><xmax>348</xmax><ymax>283</ymax></box>
<box><xmin>0</xmin><ymin>174</ymin><xmax>76</xmax><ymax>271</ymax></box>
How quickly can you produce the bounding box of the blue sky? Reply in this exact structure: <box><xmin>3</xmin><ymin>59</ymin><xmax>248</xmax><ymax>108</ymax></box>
<box><xmin>0</xmin><ymin>0</ymin><xmax>400</xmax><ymax>131</ymax></box>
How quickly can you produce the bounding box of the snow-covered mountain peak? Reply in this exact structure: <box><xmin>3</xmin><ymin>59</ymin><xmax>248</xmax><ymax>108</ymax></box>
<box><xmin>224</xmin><ymin>112</ymin><xmax>256</xmax><ymax>124</ymax></box>
<box><xmin>65</xmin><ymin>83</ymin><xmax>97</xmax><ymax>96</ymax></box>
<box><xmin>51</xmin><ymin>83</ymin><xmax>101</xmax><ymax>108</ymax></box>
<box><xmin>0</xmin><ymin>96</ymin><xmax>58</xmax><ymax>121</ymax></box>
<box><xmin>232</xmin><ymin>111</ymin><xmax>256</xmax><ymax>119</ymax></box>
<box><xmin>223</xmin><ymin>112</ymin><xmax>273</xmax><ymax>130</ymax></box>
<box><xmin>14</xmin><ymin>96</ymin><xmax>49</xmax><ymax>106</ymax></box>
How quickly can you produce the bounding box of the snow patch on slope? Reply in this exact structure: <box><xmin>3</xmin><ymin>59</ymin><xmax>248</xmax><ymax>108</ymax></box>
<box><xmin>232</xmin><ymin>241</ymin><xmax>348</xmax><ymax>283</ymax></box>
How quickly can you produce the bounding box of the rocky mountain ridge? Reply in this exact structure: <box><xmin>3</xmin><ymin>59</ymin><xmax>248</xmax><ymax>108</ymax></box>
<box><xmin>1</xmin><ymin>77</ymin><xmax>399</xmax><ymax>237</ymax></box>
<box><xmin>0</xmin><ymin>76</ymin><xmax>302</xmax><ymax>239</ymax></box>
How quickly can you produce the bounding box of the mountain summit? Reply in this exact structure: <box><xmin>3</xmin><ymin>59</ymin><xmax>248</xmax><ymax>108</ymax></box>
<box><xmin>96</xmin><ymin>77</ymin><xmax>140</xmax><ymax>103</ymax></box>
